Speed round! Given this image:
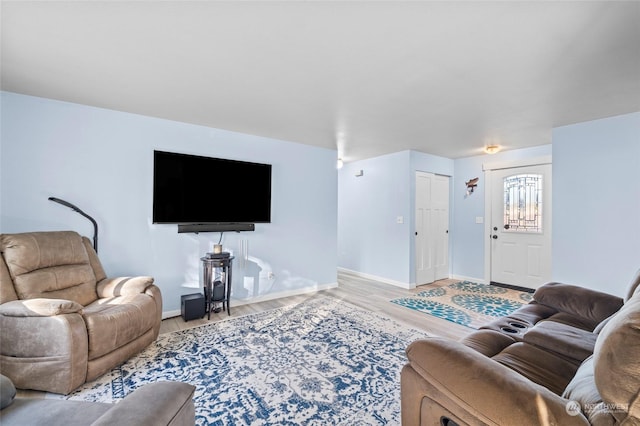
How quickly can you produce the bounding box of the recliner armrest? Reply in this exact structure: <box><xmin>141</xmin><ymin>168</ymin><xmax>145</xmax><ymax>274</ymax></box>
<box><xmin>0</xmin><ymin>301</ymin><xmax>89</xmax><ymax>393</ymax></box>
<box><xmin>0</xmin><ymin>299</ymin><xmax>83</xmax><ymax>317</ymax></box>
<box><xmin>91</xmin><ymin>381</ymin><xmax>196</xmax><ymax>426</ymax></box>
<box><xmin>97</xmin><ymin>276</ymin><xmax>155</xmax><ymax>298</ymax></box>
<box><xmin>533</xmin><ymin>282</ymin><xmax>623</xmax><ymax>325</ymax></box>
<box><xmin>404</xmin><ymin>337</ymin><xmax>589</xmax><ymax>425</ymax></box>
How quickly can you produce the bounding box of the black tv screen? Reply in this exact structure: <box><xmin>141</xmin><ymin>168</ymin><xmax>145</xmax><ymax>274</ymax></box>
<box><xmin>153</xmin><ymin>150</ymin><xmax>272</xmax><ymax>224</ymax></box>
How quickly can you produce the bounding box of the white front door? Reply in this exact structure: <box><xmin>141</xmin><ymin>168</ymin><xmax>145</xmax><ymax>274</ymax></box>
<box><xmin>489</xmin><ymin>164</ymin><xmax>552</xmax><ymax>289</ymax></box>
<box><xmin>415</xmin><ymin>172</ymin><xmax>450</xmax><ymax>285</ymax></box>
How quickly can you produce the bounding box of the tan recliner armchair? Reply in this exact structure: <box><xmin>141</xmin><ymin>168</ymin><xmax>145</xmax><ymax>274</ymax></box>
<box><xmin>0</xmin><ymin>231</ymin><xmax>162</xmax><ymax>394</ymax></box>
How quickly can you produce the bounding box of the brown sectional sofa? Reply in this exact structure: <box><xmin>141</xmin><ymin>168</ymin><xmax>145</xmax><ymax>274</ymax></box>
<box><xmin>0</xmin><ymin>231</ymin><xmax>163</xmax><ymax>394</ymax></box>
<box><xmin>402</xmin><ymin>271</ymin><xmax>640</xmax><ymax>425</ymax></box>
<box><xmin>1</xmin><ymin>374</ymin><xmax>196</xmax><ymax>425</ymax></box>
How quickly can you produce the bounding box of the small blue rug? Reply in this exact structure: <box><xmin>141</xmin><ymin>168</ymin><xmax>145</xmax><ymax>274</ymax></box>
<box><xmin>391</xmin><ymin>281</ymin><xmax>533</xmax><ymax>329</ymax></box>
<box><xmin>63</xmin><ymin>296</ymin><xmax>430</xmax><ymax>425</ymax></box>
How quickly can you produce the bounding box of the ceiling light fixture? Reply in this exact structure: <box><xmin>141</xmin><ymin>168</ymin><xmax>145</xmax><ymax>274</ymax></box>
<box><xmin>484</xmin><ymin>145</ymin><xmax>501</xmax><ymax>155</ymax></box>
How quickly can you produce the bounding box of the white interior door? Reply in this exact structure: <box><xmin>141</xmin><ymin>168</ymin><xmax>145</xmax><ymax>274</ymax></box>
<box><xmin>415</xmin><ymin>172</ymin><xmax>450</xmax><ymax>285</ymax></box>
<box><xmin>489</xmin><ymin>164</ymin><xmax>551</xmax><ymax>289</ymax></box>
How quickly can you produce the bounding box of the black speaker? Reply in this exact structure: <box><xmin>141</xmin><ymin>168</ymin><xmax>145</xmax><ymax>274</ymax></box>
<box><xmin>177</xmin><ymin>223</ymin><xmax>255</xmax><ymax>233</ymax></box>
<box><xmin>181</xmin><ymin>293</ymin><xmax>205</xmax><ymax>321</ymax></box>
<box><xmin>212</xmin><ymin>280</ymin><xmax>225</xmax><ymax>301</ymax></box>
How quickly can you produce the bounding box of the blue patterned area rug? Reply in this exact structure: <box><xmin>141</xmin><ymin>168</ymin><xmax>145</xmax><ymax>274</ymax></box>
<box><xmin>391</xmin><ymin>281</ymin><xmax>533</xmax><ymax>329</ymax></box>
<box><xmin>61</xmin><ymin>296</ymin><xmax>430</xmax><ymax>425</ymax></box>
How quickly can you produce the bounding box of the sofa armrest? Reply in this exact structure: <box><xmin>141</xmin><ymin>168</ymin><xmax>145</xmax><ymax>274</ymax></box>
<box><xmin>97</xmin><ymin>276</ymin><xmax>155</xmax><ymax>298</ymax></box>
<box><xmin>0</xmin><ymin>302</ymin><xmax>88</xmax><ymax>394</ymax></box>
<box><xmin>91</xmin><ymin>381</ymin><xmax>196</xmax><ymax>426</ymax></box>
<box><xmin>0</xmin><ymin>299</ymin><xmax>83</xmax><ymax>317</ymax></box>
<box><xmin>534</xmin><ymin>282</ymin><xmax>623</xmax><ymax>324</ymax></box>
<box><xmin>404</xmin><ymin>338</ymin><xmax>589</xmax><ymax>425</ymax></box>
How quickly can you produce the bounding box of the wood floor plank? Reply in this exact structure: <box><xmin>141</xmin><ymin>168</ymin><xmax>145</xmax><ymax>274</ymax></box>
<box><xmin>163</xmin><ymin>272</ymin><xmax>472</xmax><ymax>341</ymax></box>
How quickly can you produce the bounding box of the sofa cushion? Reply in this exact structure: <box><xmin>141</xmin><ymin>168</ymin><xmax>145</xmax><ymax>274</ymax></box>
<box><xmin>523</xmin><ymin>320</ymin><xmax>597</xmax><ymax>362</ymax></box>
<box><xmin>533</xmin><ymin>282</ymin><xmax>623</xmax><ymax>330</ymax></box>
<box><xmin>11</xmin><ymin>265</ymin><xmax>98</xmax><ymax>306</ymax></box>
<box><xmin>492</xmin><ymin>342</ymin><xmax>579</xmax><ymax>395</ymax></box>
<box><xmin>543</xmin><ymin>311</ymin><xmax>600</xmax><ymax>332</ymax></box>
<box><xmin>83</xmin><ymin>294</ymin><xmax>157</xmax><ymax>360</ymax></box>
<box><xmin>461</xmin><ymin>329</ymin><xmax>515</xmax><ymax>357</ymax></box>
<box><xmin>504</xmin><ymin>302</ymin><xmax>559</xmax><ymax>326</ymax></box>
<box><xmin>563</xmin><ymin>355</ymin><xmax>616</xmax><ymax>425</ymax></box>
<box><xmin>593</xmin><ymin>293</ymin><xmax>640</xmax><ymax>423</ymax></box>
<box><xmin>1</xmin><ymin>232</ymin><xmax>98</xmax><ymax>306</ymax></box>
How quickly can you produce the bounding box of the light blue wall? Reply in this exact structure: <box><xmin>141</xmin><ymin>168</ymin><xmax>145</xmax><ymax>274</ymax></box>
<box><xmin>0</xmin><ymin>92</ymin><xmax>338</xmax><ymax>314</ymax></box>
<box><xmin>552</xmin><ymin>112</ymin><xmax>640</xmax><ymax>296</ymax></box>
<box><xmin>338</xmin><ymin>151</ymin><xmax>412</xmax><ymax>284</ymax></box>
<box><xmin>451</xmin><ymin>145</ymin><xmax>553</xmax><ymax>282</ymax></box>
<box><xmin>337</xmin><ymin>150</ymin><xmax>453</xmax><ymax>285</ymax></box>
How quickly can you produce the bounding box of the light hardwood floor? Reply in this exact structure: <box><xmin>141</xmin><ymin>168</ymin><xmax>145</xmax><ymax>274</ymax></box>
<box><xmin>161</xmin><ymin>271</ymin><xmax>473</xmax><ymax>341</ymax></box>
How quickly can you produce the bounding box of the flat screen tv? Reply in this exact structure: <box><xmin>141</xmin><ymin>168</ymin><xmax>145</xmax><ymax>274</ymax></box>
<box><xmin>153</xmin><ymin>150</ymin><xmax>272</xmax><ymax>224</ymax></box>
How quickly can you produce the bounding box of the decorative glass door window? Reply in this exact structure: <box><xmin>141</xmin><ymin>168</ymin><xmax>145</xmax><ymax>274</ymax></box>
<box><xmin>503</xmin><ymin>174</ymin><xmax>543</xmax><ymax>233</ymax></box>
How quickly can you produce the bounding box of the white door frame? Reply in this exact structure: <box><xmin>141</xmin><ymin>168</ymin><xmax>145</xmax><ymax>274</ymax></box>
<box><xmin>482</xmin><ymin>156</ymin><xmax>552</xmax><ymax>286</ymax></box>
<box><xmin>415</xmin><ymin>171</ymin><xmax>435</xmax><ymax>285</ymax></box>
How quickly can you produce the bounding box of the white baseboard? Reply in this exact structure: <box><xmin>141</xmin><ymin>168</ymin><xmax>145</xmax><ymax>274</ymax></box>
<box><xmin>338</xmin><ymin>267</ymin><xmax>414</xmax><ymax>289</ymax></box>
<box><xmin>162</xmin><ymin>282</ymin><xmax>339</xmax><ymax>319</ymax></box>
<box><xmin>162</xmin><ymin>309</ymin><xmax>181</xmax><ymax>320</ymax></box>
<box><xmin>450</xmin><ymin>274</ymin><xmax>486</xmax><ymax>284</ymax></box>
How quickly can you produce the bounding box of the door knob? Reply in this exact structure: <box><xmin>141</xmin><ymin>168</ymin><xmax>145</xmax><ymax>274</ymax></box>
<box><xmin>493</xmin><ymin>226</ymin><xmax>498</xmax><ymax>231</ymax></box>
<box><xmin>504</xmin><ymin>224</ymin><xmax>510</xmax><ymax>230</ymax></box>
<box><xmin>492</xmin><ymin>235</ymin><xmax>498</xmax><ymax>239</ymax></box>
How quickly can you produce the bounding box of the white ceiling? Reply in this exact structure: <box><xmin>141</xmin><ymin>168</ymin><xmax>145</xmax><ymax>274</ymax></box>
<box><xmin>2</xmin><ymin>1</ymin><xmax>639</xmax><ymax>161</ymax></box>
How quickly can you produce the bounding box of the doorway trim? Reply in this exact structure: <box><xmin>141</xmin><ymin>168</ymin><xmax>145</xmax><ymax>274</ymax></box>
<box><xmin>482</xmin><ymin>155</ymin><xmax>552</xmax><ymax>286</ymax></box>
